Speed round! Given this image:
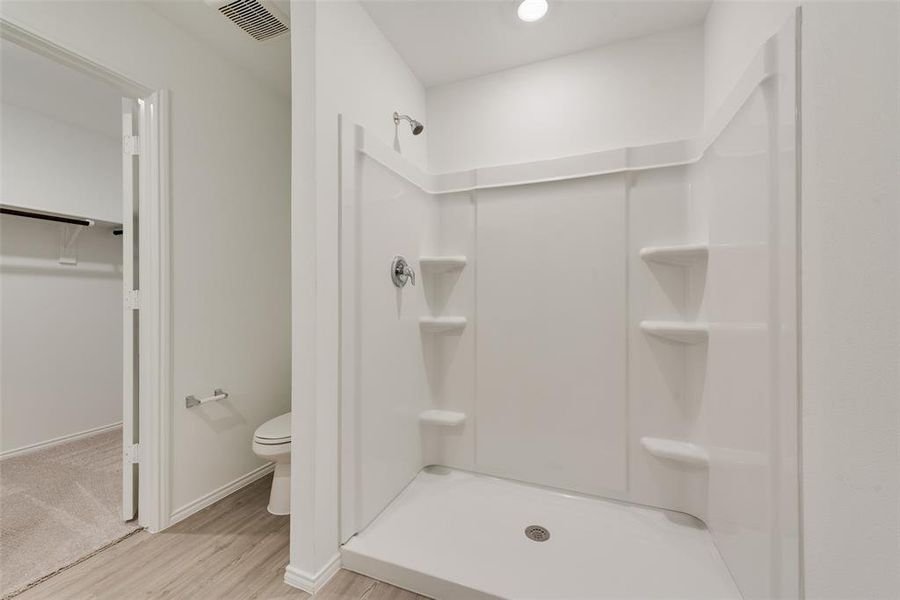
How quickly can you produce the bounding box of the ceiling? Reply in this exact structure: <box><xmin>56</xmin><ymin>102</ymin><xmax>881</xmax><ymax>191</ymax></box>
<box><xmin>2</xmin><ymin>1</ymin><xmax>708</xmax><ymax>117</ymax></box>
<box><xmin>143</xmin><ymin>0</ymin><xmax>291</xmax><ymax>99</ymax></box>
<box><xmin>1</xmin><ymin>39</ymin><xmax>122</xmax><ymax>138</ymax></box>
<box><xmin>361</xmin><ymin>0</ymin><xmax>711</xmax><ymax>87</ymax></box>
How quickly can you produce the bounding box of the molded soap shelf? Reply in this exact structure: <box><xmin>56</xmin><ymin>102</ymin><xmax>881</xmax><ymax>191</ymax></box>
<box><xmin>419</xmin><ymin>410</ymin><xmax>466</xmax><ymax>427</ymax></box>
<box><xmin>641</xmin><ymin>437</ymin><xmax>709</xmax><ymax>467</ymax></box>
<box><xmin>640</xmin><ymin>320</ymin><xmax>709</xmax><ymax>344</ymax></box>
<box><xmin>419</xmin><ymin>256</ymin><xmax>467</xmax><ymax>273</ymax></box>
<box><xmin>419</xmin><ymin>316</ymin><xmax>467</xmax><ymax>333</ymax></box>
<box><xmin>640</xmin><ymin>244</ymin><xmax>708</xmax><ymax>267</ymax></box>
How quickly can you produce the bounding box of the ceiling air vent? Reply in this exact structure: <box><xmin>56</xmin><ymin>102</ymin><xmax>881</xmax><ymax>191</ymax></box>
<box><xmin>211</xmin><ymin>0</ymin><xmax>289</xmax><ymax>42</ymax></box>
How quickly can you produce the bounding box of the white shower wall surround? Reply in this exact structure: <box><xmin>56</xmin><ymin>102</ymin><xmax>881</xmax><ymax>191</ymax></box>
<box><xmin>340</xmin><ymin>15</ymin><xmax>798</xmax><ymax>600</ymax></box>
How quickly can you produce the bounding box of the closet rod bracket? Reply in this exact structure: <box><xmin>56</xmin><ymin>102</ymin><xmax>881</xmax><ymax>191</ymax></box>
<box><xmin>59</xmin><ymin>224</ymin><xmax>83</xmax><ymax>265</ymax></box>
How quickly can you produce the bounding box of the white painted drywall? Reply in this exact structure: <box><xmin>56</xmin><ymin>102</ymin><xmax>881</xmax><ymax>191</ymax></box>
<box><xmin>0</xmin><ymin>1</ymin><xmax>291</xmax><ymax>518</ymax></box>
<box><xmin>1</xmin><ymin>50</ymin><xmax>123</xmax><ymax>454</ymax></box>
<box><xmin>0</xmin><ymin>37</ymin><xmax>121</xmax><ymax>139</ymax></box>
<box><xmin>426</xmin><ymin>25</ymin><xmax>704</xmax><ymax>173</ymax></box>
<box><xmin>288</xmin><ymin>0</ymin><xmax>322</xmax><ymax>586</ymax></box>
<box><xmin>800</xmin><ymin>2</ymin><xmax>900</xmax><ymax>598</ymax></box>
<box><xmin>1</xmin><ymin>102</ymin><xmax>120</xmax><ymax>223</ymax></box>
<box><xmin>315</xmin><ymin>0</ymin><xmax>428</xmax><ymax>169</ymax></box>
<box><xmin>1</xmin><ymin>38</ymin><xmax>122</xmax><ymax>223</ymax></box>
<box><xmin>0</xmin><ymin>217</ymin><xmax>122</xmax><ymax>454</ymax></box>
<box><xmin>703</xmin><ymin>0</ymin><xmax>795</xmax><ymax>122</ymax></box>
<box><xmin>288</xmin><ymin>0</ymin><xmax>429</xmax><ymax>584</ymax></box>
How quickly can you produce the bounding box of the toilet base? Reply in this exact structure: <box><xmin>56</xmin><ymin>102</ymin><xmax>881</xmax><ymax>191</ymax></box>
<box><xmin>267</xmin><ymin>461</ymin><xmax>291</xmax><ymax>515</ymax></box>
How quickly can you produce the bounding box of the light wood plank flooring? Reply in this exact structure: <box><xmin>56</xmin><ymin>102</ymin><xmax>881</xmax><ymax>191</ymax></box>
<box><xmin>16</xmin><ymin>475</ymin><xmax>427</xmax><ymax>600</ymax></box>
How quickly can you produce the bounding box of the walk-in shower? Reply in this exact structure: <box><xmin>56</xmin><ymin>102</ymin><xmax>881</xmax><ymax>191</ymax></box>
<box><xmin>337</xmin><ymin>14</ymin><xmax>801</xmax><ymax>600</ymax></box>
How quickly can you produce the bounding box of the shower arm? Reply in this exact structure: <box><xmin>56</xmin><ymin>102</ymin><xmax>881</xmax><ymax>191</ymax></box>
<box><xmin>393</xmin><ymin>111</ymin><xmax>424</xmax><ymax>135</ymax></box>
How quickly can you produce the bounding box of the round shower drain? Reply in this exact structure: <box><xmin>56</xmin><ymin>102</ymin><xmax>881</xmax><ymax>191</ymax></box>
<box><xmin>524</xmin><ymin>525</ymin><xmax>550</xmax><ymax>542</ymax></box>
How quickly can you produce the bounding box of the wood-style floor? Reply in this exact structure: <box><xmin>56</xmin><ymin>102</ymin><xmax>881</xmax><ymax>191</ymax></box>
<box><xmin>16</xmin><ymin>475</ymin><xmax>428</xmax><ymax>600</ymax></box>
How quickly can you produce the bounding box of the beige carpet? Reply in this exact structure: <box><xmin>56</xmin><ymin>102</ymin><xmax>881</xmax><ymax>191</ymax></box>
<box><xmin>0</xmin><ymin>427</ymin><xmax>140</xmax><ymax>598</ymax></box>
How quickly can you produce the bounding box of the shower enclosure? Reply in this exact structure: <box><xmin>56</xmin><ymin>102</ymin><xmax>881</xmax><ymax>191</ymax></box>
<box><xmin>337</xmin><ymin>15</ymin><xmax>799</xmax><ymax>600</ymax></box>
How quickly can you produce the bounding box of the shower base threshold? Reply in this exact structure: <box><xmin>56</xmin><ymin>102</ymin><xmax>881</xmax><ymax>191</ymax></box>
<box><xmin>341</xmin><ymin>467</ymin><xmax>741</xmax><ymax>600</ymax></box>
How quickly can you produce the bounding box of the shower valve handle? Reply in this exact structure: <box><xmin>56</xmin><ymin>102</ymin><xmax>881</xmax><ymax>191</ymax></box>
<box><xmin>391</xmin><ymin>255</ymin><xmax>416</xmax><ymax>288</ymax></box>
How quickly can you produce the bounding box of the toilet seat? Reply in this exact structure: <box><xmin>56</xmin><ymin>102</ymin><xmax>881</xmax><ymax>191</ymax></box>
<box><xmin>254</xmin><ymin>413</ymin><xmax>291</xmax><ymax>445</ymax></box>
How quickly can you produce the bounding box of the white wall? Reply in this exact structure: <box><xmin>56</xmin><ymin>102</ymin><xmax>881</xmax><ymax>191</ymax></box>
<box><xmin>345</xmin><ymin>154</ymin><xmax>438</xmax><ymax>534</ymax></box>
<box><xmin>706</xmin><ymin>1</ymin><xmax>900</xmax><ymax>597</ymax></box>
<box><xmin>289</xmin><ymin>0</ymin><xmax>429</xmax><ymax>586</ymax></box>
<box><xmin>800</xmin><ymin>2</ymin><xmax>900</xmax><ymax>598</ymax></box>
<box><xmin>1</xmin><ymin>49</ymin><xmax>123</xmax><ymax>454</ymax></box>
<box><xmin>474</xmin><ymin>176</ymin><xmax>628</xmax><ymax>495</ymax></box>
<box><xmin>703</xmin><ymin>1</ymin><xmax>795</xmax><ymax>122</ymax></box>
<box><xmin>1</xmin><ymin>217</ymin><xmax>122</xmax><ymax>453</ymax></box>
<box><xmin>694</xmin><ymin>38</ymin><xmax>800</xmax><ymax>594</ymax></box>
<box><xmin>0</xmin><ymin>103</ymin><xmax>120</xmax><ymax>223</ymax></box>
<box><xmin>316</xmin><ymin>0</ymin><xmax>428</xmax><ymax>170</ymax></box>
<box><xmin>1</xmin><ymin>37</ymin><xmax>122</xmax><ymax>222</ymax></box>
<box><xmin>426</xmin><ymin>25</ymin><xmax>704</xmax><ymax>172</ymax></box>
<box><xmin>0</xmin><ymin>1</ymin><xmax>291</xmax><ymax>520</ymax></box>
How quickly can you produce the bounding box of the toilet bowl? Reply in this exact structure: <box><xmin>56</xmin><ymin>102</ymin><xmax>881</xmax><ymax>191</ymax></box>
<box><xmin>252</xmin><ymin>412</ymin><xmax>291</xmax><ymax>515</ymax></box>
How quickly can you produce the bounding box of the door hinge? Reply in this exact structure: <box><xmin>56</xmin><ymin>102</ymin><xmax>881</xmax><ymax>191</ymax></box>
<box><xmin>124</xmin><ymin>443</ymin><xmax>141</xmax><ymax>464</ymax></box>
<box><xmin>126</xmin><ymin>289</ymin><xmax>141</xmax><ymax>310</ymax></box>
<box><xmin>123</xmin><ymin>135</ymin><xmax>140</xmax><ymax>156</ymax></box>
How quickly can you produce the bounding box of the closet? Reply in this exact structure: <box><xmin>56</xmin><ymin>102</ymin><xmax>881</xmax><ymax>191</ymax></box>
<box><xmin>0</xmin><ymin>37</ymin><xmax>137</xmax><ymax>599</ymax></box>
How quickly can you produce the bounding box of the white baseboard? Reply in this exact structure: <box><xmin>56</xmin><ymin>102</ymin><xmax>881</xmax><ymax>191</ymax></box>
<box><xmin>283</xmin><ymin>554</ymin><xmax>341</xmax><ymax>594</ymax></box>
<box><xmin>168</xmin><ymin>462</ymin><xmax>275</xmax><ymax>527</ymax></box>
<box><xmin>0</xmin><ymin>421</ymin><xmax>122</xmax><ymax>459</ymax></box>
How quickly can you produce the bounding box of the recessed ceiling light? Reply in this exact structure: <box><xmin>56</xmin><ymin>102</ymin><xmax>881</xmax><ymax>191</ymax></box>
<box><xmin>517</xmin><ymin>0</ymin><xmax>548</xmax><ymax>22</ymax></box>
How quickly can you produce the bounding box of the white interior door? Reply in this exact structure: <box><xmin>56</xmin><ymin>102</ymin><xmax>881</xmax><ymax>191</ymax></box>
<box><xmin>122</xmin><ymin>98</ymin><xmax>139</xmax><ymax>521</ymax></box>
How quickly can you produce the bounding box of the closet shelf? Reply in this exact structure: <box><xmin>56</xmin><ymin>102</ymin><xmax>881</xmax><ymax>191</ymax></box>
<box><xmin>640</xmin><ymin>320</ymin><xmax>709</xmax><ymax>344</ymax></box>
<box><xmin>419</xmin><ymin>256</ymin><xmax>467</xmax><ymax>273</ymax></box>
<box><xmin>419</xmin><ymin>316</ymin><xmax>467</xmax><ymax>333</ymax></box>
<box><xmin>640</xmin><ymin>244</ymin><xmax>708</xmax><ymax>267</ymax></box>
<box><xmin>641</xmin><ymin>437</ymin><xmax>709</xmax><ymax>467</ymax></box>
<box><xmin>0</xmin><ymin>203</ymin><xmax>121</xmax><ymax>228</ymax></box>
<box><xmin>419</xmin><ymin>410</ymin><xmax>466</xmax><ymax>427</ymax></box>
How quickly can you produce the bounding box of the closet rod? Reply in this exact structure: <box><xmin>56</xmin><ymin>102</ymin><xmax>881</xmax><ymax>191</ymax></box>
<box><xmin>0</xmin><ymin>207</ymin><xmax>93</xmax><ymax>227</ymax></box>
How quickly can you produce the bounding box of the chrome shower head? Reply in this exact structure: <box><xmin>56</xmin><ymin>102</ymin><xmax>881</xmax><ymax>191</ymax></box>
<box><xmin>394</xmin><ymin>111</ymin><xmax>424</xmax><ymax>136</ymax></box>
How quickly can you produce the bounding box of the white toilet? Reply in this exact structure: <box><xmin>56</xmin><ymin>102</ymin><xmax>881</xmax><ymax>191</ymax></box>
<box><xmin>252</xmin><ymin>412</ymin><xmax>291</xmax><ymax>515</ymax></box>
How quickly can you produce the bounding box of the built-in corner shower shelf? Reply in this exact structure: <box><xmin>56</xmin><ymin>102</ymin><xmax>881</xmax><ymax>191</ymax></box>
<box><xmin>419</xmin><ymin>316</ymin><xmax>467</xmax><ymax>333</ymax></box>
<box><xmin>641</xmin><ymin>437</ymin><xmax>709</xmax><ymax>468</ymax></box>
<box><xmin>419</xmin><ymin>410</ymin><xmax>467</xmax><ymax>427</ymax></box>
<box><xmin>419</xmin><ymin>256</ymin><xmax>467</xmax><ymax>273</ymax></box>
<box><xmin>640</xmin><ymin>320</ymin><xmax>709</xmax><ymax>344</ymax></box>
<box><xmin>640</xmin><ymin>244</ymin><xmax>709</xmax><ymax>267</ymax></box>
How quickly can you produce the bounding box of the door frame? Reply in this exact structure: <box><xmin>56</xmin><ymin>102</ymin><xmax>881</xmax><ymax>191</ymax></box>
<box><xmin>0</xmin><ymin>19</ymin><xmax>172</xmax><ymax>533</ymax></box>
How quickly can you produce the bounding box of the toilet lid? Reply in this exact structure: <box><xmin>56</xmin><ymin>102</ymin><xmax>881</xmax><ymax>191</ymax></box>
<box><xmin>254</xmin><ymin>413</ymin><xmax>291</xmax><ymax>443</ymax></box>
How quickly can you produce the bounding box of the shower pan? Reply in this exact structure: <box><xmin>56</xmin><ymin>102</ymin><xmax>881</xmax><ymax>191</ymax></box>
<box><xmin>337</xmin><ymin>15</ymin><xmax>800</xmax><ymax>600</ymax></box>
